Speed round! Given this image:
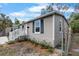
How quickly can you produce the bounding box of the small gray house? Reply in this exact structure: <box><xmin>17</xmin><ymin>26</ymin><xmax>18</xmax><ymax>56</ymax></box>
<box><xmin>23</xmin><ymin>11</ymin><xmax>69</xmax><ymax>48</ymax></box>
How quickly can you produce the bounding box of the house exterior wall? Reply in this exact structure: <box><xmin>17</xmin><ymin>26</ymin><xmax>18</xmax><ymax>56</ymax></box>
<box><xmin>25</xmin><ymin>14</ymin><xmax>68</xmax><ymax>48</ymax></box>
<box><xmin>54</xmin><ymin>15</ymin><xmax>63</xmax><ymax>47</ymax></box>
<box><xmin>26</xmin><ymin>16</ymin><xmax>54</xmax><ymax>47</ymax></box>
<box><xmin>54</xmin><ymin>15</ymin><xmax>68</xmax><ymax>47</ymax></box>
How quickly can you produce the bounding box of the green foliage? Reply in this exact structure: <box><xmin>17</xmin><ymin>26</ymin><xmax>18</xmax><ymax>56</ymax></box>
<box><xmin>27</xmin><ymin>39</ymin><xmax>39</xmax><ymax>47</ymax></box>
<box><xmin>71</xmin><ymin>20</ymin><xmax>79</xmax><ymax>32</ymax></box>
<box><xmin>70</xmin><ymin>13</ymin><xmax>79</xmax><ymax>33</ymax></box>
<box><xmin>46</xmin><ymin>5</ymin><xmax>53</xmax><ymax>12</ymax></box>
<box><xmin>14</xmin><ymin>18</ymin><xmax>20</xmax><ymax>27</ymax></box>
<box><xmin>0</xmin><ymin>13</ymin><xmax>13</xmax><ymax>31</ymax></box>
<box><xmin>15</xmin><ymin>37</ymin><xmax>53</xmax><ymax>49</ymax></box>
<box><xmin>70</xmin><ymin>13</ymin><xmax>79</xmax><ymax>21</ymax></box>
<box><xmin>47</xmin><ymin>48</ymin><xmax>54</xmax><ymax>53</ymax></box>
<box><xmin>30</xmin><ymin>39</ymin><xmax>38</xmax><ymax>45</ymax></box>
<box><xmin>40</xmin><ymin>40</ymin><xmax>53</xmax><ymax>49</ymax></box>
<box><xmin>27</xmin><ymin>39</ymin><xmax>53</xmax><ymax>49</ymax></box>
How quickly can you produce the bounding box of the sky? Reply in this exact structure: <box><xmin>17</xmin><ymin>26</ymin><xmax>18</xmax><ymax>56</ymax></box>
<box><xmin>0</xmin><ymin>3</ymin><xmax>78</xmax><ymax>22</ymax></box>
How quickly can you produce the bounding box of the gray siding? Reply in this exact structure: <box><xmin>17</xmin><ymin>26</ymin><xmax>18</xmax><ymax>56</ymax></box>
<box><xmin>54</xmin><ymin>15</ymin><xmax>63</xmax><ymax>47</ymax></box>
<box><xmin>54</xmin><ymin>15</ymin><xmax>68</xmax><ymax>47</ymax></box>
<box><xmin>27</xmin><ymin>16</ymin><xmax>54</xmax><ymax>47</ymax></box>
<box><xmin>25</xmin><ymin>14</ymin><xmax>68</xmax><ymax>48</ymax></box>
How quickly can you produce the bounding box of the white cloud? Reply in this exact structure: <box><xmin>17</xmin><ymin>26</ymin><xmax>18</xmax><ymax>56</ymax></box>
<box><xmin>9</xmin><ymin>3</ymin><xmax>49</xmax><ymax>22</ymax></box>
<box><xmin>28</xmin><ymin>3</ymin><xmax>49</xmax><ymax>12</ymax></box>
<box><xmin>29</xmin><ymin>4</ymin><xmax>74</xmax><ymax>13</ymax></box>
<box><xmin>9</xmin><ymin>10</ymin><xmax>40</xmax><ymax>22</ymax></box>
<box><xmin>52</xmin><ymin>5</ymin><xmax>58</xmax><ymax>11</ymax></box>
<box><xmin>60</xmin><ymin>7</ymin><xmax>75</xmax><ymax>12</ymax></box>
<box><xmin>9</xmin><ymin>12</ymin><xmax>26</xmax><ymax>17</ymax></box>
<box><xmin>9</xmin><ymin>4</ymin><xmax>76</xmax><ymax>23</ymax></box>
<box><xmin>29</xmin><ymin>6</ymin><xmax>45</xmax><ymax>12</ymax></box>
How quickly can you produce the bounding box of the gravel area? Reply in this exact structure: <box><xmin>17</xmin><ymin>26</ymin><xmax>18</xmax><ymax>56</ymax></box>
<box><xmin>0</xmin><ymin>41</ymin><xmax>61</xmax><ymax>56</ymax></box>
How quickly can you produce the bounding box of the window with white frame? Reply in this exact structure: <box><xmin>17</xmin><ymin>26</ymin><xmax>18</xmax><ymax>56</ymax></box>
<box><xmin>34</xmin><ymin>20</ymin><xmax>41</xmax><ymax>33</ymax></box>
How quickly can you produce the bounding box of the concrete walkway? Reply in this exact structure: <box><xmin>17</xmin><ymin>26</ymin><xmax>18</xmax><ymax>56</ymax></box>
<box><xmin>0</xmin><ymin>36</ymin><xmax>9</xmax><ymax>44</ymax></box>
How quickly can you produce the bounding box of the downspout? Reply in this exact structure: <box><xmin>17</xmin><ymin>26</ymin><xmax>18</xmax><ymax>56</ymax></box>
<box><xmin>61</xmin><ymin>17</ymin><xmax>64</xmax><ymax>56</ymax></box>
<box><xmin>52</xmin><ymin>15</ymin><xmax>55</xmax><ymax>47</ymax></box>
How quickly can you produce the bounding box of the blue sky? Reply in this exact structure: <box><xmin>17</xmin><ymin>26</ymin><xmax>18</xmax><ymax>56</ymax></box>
<box><xmin>0</xmin><ymin>3</ymin><xmax>78</xmax><ymax>22</ymax></box>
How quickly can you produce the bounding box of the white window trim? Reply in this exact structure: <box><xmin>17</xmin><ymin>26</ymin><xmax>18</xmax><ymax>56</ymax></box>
<box><xmin>34</xmin><ymin>32</ymin><xmax>40</xmax><ymax>34</ymax></box>
<box><xmin>34</xmin><ymin>20</ymin><xmax>41</xmax><ymax>34</ymax></box>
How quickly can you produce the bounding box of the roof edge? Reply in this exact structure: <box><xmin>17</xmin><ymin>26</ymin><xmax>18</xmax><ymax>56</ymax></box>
<box><xmin>25</xmin><ymin>11</ymin><xmax>69</xmax><ymax>25</ymax></box>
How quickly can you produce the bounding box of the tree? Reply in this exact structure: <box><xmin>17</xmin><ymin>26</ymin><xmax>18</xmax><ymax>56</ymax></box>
<box><xmin>70</xmin><ymin>13</ymin><xmax>79</xmax><ymax>33</ymax></box>
<box><xmin>5</xmin><ymin>16</ymin><xmax>13</xmax><ymax>27</ymax></box>
<box><xmin>0</xmin><ymin>13</ymin><xmax>13</xmax><ymax>32</ymax></box>
<box><xmin>41</xmin><ymin>3</ymin><xmax>69</xmax><ymax>15</ymax></box>
<box><xmin>46</xmin><ymin>4</ymin><xmax>53</xmax><ymax>12</ymax></box>
<box><xmin>41</xmin><ymin>4</ymin><xmax>53</xmax><ymax>15</ymax></box>
<box><xmin>14</xmin><ymin>18</ymin><xmax>20</xmax><ymax>27</ymax></box>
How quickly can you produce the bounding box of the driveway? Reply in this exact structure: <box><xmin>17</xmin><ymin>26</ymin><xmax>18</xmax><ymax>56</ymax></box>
<box><xmin>0</xmin><ymin>36</ymin><xmax>9</xmax><ymax>44</ymax></box>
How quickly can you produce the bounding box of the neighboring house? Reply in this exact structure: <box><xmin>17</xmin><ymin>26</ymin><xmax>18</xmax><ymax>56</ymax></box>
<box><xmin>23</xmin><ymin>11</ymin><xmax>69</xmax><ymax>48</ymax></box>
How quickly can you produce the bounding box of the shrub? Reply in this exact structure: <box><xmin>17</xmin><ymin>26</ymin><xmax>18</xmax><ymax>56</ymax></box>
<box><xmin>10</xmin><ymin>37</ymin><xmax>53</xmax><ymax>49</ymax></box>
<box><xmin>28</xmin><ymin>39</ymin><xmax>53</xmax><ymax>49</ymax></box>
<box><xmin>30</xmin><ymin>39</ymin><xmax>36</xmax><ymax>44</ymax></box>
<box><xmin>70</xmin><ymin>19</ymin><xmax>79</xmax><ymax>33</ymax></box>
<box><xmin>39</xmin><ymin>40</ymin><xmax>53</xmax><ymax>49</ymax></box>
<box><xmin>28</xmin><ymin>39</ymin><xmax>52</xmax><ymax>48</ymax></box>
<box><xmin>47</xmin><ymin>48</ymin><xmax>54</xmax><ymax>53</ymax></box>
<box><xmin>29</xmin><ymin>39</ymin><xmax>39</xmax><ymax>46</ymax></box>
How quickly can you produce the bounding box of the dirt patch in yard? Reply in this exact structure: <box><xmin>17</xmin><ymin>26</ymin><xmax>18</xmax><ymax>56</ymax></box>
<box><xmin>0</xmin><ymin>41</ymin><xmax>61</xmax><ymax>56</ymax></box>
<box><xmin>69</xmin><ymin>33</ymin><xmax>79</xmax><ymax>56</ymax></box>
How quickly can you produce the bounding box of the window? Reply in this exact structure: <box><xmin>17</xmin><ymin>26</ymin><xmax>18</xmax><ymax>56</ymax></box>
<box><xmin>59</xmin><ymin>21</ymin><xmax>62</xmax><ymax>31</ymax></box>
<box><xmin>32</xmin><ymin>19</ymin><xmax>44</xmax><ymax>34</ymax></box>
<box><xmin>34</xmin><ymin>20</ymin><xmax>41</xmax><ymax>33</ymax></box>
